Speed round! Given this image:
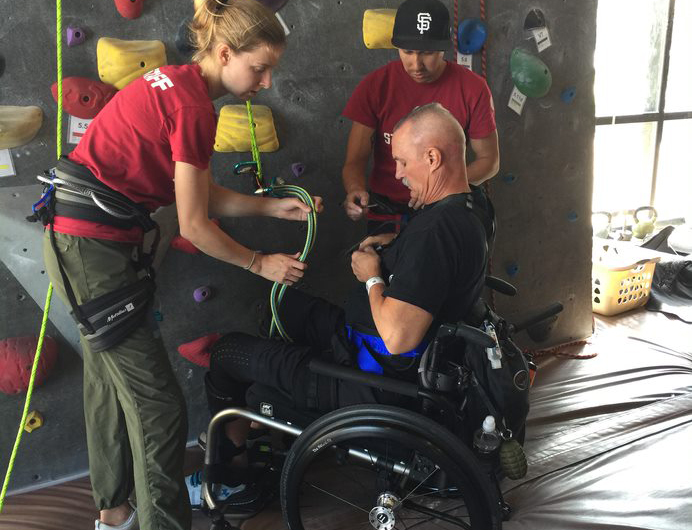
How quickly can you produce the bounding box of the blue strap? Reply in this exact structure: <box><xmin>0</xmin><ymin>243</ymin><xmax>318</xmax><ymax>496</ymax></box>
<box><xmin>346</xmin><ymin>325</ymin><xmax>427</xmax><ymax>375</ymax></box>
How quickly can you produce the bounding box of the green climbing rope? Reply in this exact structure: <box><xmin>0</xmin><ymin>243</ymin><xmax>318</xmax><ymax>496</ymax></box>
<box><xmin>244</xmin><ymin>101</ymin><xmax>317</xmax><ymax>342</ymax></box>
<box><xmin>0</xmin><ymin>0</ymin><xmax>61</xmax><ymax>512</ymax></box>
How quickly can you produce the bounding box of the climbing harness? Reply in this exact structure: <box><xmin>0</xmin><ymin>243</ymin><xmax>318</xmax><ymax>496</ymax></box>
<box><xmin>28</xmin><ymin>156</ymin><xmax>160</xmax><ymax>352</ymax></box>
<box><xmin>240</xmin><ymin>100</ymin><xmax>317</xmax><ymax>341</ymax></box>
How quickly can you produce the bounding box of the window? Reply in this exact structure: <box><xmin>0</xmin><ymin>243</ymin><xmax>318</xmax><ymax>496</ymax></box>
<box><xmin>593</xmin><ymin>0</ymin><xmax>691</xmax><ymax>221</ymax></box>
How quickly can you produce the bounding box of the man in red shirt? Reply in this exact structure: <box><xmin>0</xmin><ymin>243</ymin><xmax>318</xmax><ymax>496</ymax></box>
<box><xmin>342</xmin><ymin>0</ymin><xmax>499</xmax><ymax>230</ymax></box>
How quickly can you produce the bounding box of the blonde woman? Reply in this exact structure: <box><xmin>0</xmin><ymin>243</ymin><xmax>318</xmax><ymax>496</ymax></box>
<box><xmin>41</xmin><ymin>1</ymin><xmax>318</xmax><ymax>528</ymax></box>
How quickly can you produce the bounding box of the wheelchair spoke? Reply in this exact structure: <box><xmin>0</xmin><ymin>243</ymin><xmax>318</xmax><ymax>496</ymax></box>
<box><xmin>395</xmin><ymin>464</ymin><xmax>440</xmax><ymax>507</ymax></box>
<box><xmin>303</xmin><ymin>480</ymin><xmax>370</xmax><ymax>514</ymax></box>
<box><xmin>405</xmin><ymin>486</ymin><xmax>461</xmax><ymax>500</ymax></box>
<box><xmin>400</xmin><ymin>500</ymin><xmax>472</xmax><ymax>530</ymax></box>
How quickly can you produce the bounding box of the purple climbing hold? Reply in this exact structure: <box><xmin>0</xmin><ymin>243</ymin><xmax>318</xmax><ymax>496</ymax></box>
<box><xmin>291</xmin><ymin>162</ymin><xmax>305</xmax><ymax>178</ymax></box>
<box><xmin>193</xmin><ymin>286</ymin><xmax>212</xmax><ymax>303</ymax></box>
<box><xmin>67</xmin><ymin>26</ymin><xmax>86</xmax><ymax>47</ymax></box>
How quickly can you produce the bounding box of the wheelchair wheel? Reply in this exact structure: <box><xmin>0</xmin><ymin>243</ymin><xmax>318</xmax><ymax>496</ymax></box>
<box><xmin>281</xmin><ymin>405</ymin><xmax>502</xmax><ymax>530</ymax></box>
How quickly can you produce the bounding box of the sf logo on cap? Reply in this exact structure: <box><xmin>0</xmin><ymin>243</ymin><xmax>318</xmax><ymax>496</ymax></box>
<box><xmin>417</xmin><ymin>12</ymin><xmax>432</xmax><ymax>34</ymax></box>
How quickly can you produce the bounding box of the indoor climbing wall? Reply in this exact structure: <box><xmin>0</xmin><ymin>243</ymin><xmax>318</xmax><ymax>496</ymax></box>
<box><xmin>0</xmin><ymin>0</ymin><xmax>596</xmax><ymax>492</ymax></box>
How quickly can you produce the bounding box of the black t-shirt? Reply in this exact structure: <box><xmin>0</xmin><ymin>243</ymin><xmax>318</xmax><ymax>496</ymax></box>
<box><xmin>345</xmin><ymin>192</ymin><xmax>488</xmax><ymax>338</ymax></box>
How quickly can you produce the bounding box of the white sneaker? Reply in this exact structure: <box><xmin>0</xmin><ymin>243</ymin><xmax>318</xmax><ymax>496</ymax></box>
<box><xmin>185</xmin><ymin>470</ymin><xmax>245</xmax><ymax>509</ymax></box>
<box><xmin>94</xmin><ymin>504</ymin><xmax>138</xmax><ymax>530</ymax></box>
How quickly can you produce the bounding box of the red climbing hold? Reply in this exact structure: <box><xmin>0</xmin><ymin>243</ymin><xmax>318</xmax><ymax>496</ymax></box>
<box><xmin>0</xmin><ymin>336</ymin><xmax>58</xmax><ymax>395</ymax></box>
<box><xmin>51</xmin><ymin>77</ymin><xmax>118</xmax><ymax>120</ymax></box>
<box><xmin>170</xmin><ymin>219</ymin><xmax>219</xmax><ymax>254</ymax></box>
<box><xmin>177</xmin><ymin>333</ymin><xmax>221</xmax><ymax>368</ymax></box>
<box><xmin>170</xmin><ymin>235</ymin><xmax>200</xmax><ymax>254</ymax></box>
<box><xmin>115</xmin><ymin>0</ymin><xmax>144</xmax><ymax>19</ymax></box>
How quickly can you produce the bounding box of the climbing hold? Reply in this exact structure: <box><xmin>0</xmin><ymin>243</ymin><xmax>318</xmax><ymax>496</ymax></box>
<box><xmin>0</xmin><ymin>336</ymin><xmax>58</xmax><ymax>395</ymax></box>
<box><xmin>0</xmin><ymin>55</ymin><xmax>5</xmax><ymax>78</ymax></box>
<box><xmin>153</xmin><ymin>310</ymin><xmax>163</xmax><ymax>322</ymax></box>
<box><xmin>0</xmin><ymin>106</ymin><xmax>43</xmax><ymax>150</ymax></box>
<box><xmin>526</xmin><ymin>313</ymin><xmax>559</xmax><ymax>343</ymax></box>
<box><xmin>510</xmin><ymin>48</ymin><xmax>552</xmax><ymax>98</ymax></box>
<box><xmin>114</xmin><ymin>0</ymin><xmax>144</xmax><ymax>19</ymax></box>
<box><xmin>501</xmin><ymin>173</ymin><xmax>517</xmax><ymax>184</ymax></box>
<box><xmin>97</xmin><ymin>37</ymin><xmax>167</xmax><ymax>90</ymax></box>
<box><xmin>291</xmin><ymin>162</ymin><xmax>305</xmax><ymax>178</ymax></box>
<box><xmin>170</xmin><ymin>235</ymin><xmax>199</xmax><ymax>254</ymax></box>
<box><xmin>193</xmin><ymin>286</ymin><xmax>212</xmax><ymax>303</ymax></box>
<box><xmin>214</xmin><ymin>104</ymin><xmax>279</xmax><ymax>152</ymax></box>
<box><xmin>560</xmin><ymin>86</ymin><xmax>577</xmax><ymax>104</ymax></box>
<box><xmin>51</xmin><ymin>77</ymin><xmax>117</xmax><ymax>120</ymax></box>
<box><xmin>362</xmin><ymin>9</ymin><xmax>397</xmax><ymax>49</ymax></box>
<box><xmin>177</xmin><ymin>333</ymin><xmax>221</xmax><ymax>368</ymax></box>
<box><xmin>175</xmin><ymin>18</ymin><xmax>194</xmax><ymax>55</ymax></box>
<box><xmin>567</xmin><ymin>211</ymin><xmax>579</xmax><ymax>222</ymax></box>
<box><xmin>457</xmin><ymin>18</ymin><xmax>488</xmax><ymax>54</ymax></box>
<box><xmin>170</xmin><ymin>219</ymin><xmax>219</xmax><ymax>254</ymax></box>
<box><xmin>24</xmin><ymin>410</ymin><xmax>44</xmax><ymax>433</ymax></box>
<box><xmin>524</xmin><ymin>8</ymin><xmax>546</xmax><ymax>31</ymax></box>
<box><xmin>505</xmin><ymin>262</ymin><xmax>520</xmax><ymax>277</ymax></box>
<box><xmin>66</xmin><ymin>26</ymin><xmax>86</xmax><ymax>47</ymax></box>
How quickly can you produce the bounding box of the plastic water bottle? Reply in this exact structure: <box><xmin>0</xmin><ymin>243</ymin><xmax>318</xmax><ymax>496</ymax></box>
<box><xmin>473</xmin><ymin>415</ymin><xmax>502</xmax><ymax>455</ymax></box>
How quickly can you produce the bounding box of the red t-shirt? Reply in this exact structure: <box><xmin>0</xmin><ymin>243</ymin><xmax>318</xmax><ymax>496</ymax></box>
<box><xmin>55</xmin><ymin>64</ymin><xmax>217</xmax><ymax>242</ymax></box>
<box><xmin>343</xmin><ymin>60</ymin><xmax>496</xmax><ymax>204</ymax></box>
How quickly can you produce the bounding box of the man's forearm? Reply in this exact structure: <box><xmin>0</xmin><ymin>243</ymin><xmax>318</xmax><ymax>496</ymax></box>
<box><xmin>342</xmin><ymin>164</ymin><xmax>368</xmax><ymax>194</ymax></box>
<box><xmin>466</xmin><ymin>157</ymin><xmax>499</xmax><ymax>185</ymax></box>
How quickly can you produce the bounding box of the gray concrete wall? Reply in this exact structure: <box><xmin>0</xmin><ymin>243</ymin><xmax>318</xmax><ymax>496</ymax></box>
<box><xmin>0</xmin><ymin>0</ymin><xmax>596</xmax><ymax>491</ymax></box>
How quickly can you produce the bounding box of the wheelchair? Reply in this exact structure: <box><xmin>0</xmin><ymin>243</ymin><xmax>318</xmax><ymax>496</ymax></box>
<box><xmin>199</xmin><ymin>278</ymin><xmax>563</xmax><ymax>530</ymax></box>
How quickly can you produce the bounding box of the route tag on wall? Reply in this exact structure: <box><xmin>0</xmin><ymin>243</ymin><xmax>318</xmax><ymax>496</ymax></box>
<box><xmin>0</xmin><ymin>149</ymin><xmax>16</xmax><ymax>177</ymax></box>
<box><xmin>508</xmin><ymin>86</ymin><xmax>527</xmax><ymax>115</ymax></box>
<box><xmin>532</xmin><ymin>27</ymin><xmax>551</xmax><ymax>52</ymax></box>
<box><xmin>456</xmin><ymin>52</ymin><xmax>473</xmax><ymax>69</ymax></box>
<box><xmin>68</xmin><ymin>115</ymin><xmax>93</xmax><ymax>144</ymax></box>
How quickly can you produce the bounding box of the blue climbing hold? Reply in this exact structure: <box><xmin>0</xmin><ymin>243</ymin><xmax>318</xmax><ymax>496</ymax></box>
<box><xmin>506</xmin><ymin>262</ymin><xmax>520</xmax><ymax>277</ymax></box>
<box><xmin>567</xmin><ymin>211</ymin><xmax>578</xmax><ymax>222</ymax></box>
<box><xmin>560</xmin><ymin>86</ymin><xmax>577</xmax><ymax>103</ymax></box>
<box><xmin>501</xmin><ymin>173</ymin><xmax>517</xmax><ymax>184</ymax></box>
<box><xmin>457</xmin><ymin>18</ymin><xmax>488</xmax><ymax>54</ymax></box>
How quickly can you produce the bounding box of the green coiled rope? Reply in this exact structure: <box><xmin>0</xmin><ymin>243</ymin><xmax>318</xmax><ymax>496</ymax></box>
<box><xmin>245</xmin><ymin>101</ymin><xmax>317</xmax><ymax>342</ymax></box>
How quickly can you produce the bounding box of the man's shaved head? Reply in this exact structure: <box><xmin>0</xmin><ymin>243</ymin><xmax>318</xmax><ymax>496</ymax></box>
<box><xmin>394</xmin><ymin>102</ymin><xmax>466</xmax><ymax>162</ymax></box>
<box><xmin>391</xmin><ymin>102</ymin><xmax>471</xmax><ymax>206</ymax></box>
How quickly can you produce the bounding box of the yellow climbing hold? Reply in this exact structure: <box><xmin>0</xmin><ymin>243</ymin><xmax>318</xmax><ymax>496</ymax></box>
<box><xmin>214</xmin><ymin>105</ymin><xmax>279</xmax><ymax>153</ymax></box>
<box><xmin>24</xmin><ymin>410</ymin><xmax>44</xmax><ymax>433</ymax></box>
<box><xmin>0</xmin><ymin>105</ymin><xmax>43</xmax><ymax>149</ymax></box>
<box><xmin>363</xmin><ymin>9</ymin><xmax>397</xmax><ymax>49</ymax></box>
<box><xmin>97</xmin><ymin>37</ymin><xmax>167</xmax><ymax>89</ymax></box>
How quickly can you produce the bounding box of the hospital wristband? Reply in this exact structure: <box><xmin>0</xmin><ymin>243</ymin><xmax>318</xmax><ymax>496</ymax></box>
<box><xmin>366</xmin><ymin>276</ymin><xmax>385</xmax><ymax>294</ymax></box>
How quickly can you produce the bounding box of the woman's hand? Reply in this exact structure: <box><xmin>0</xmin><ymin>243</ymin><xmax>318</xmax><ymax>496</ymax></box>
<box><xmin>272</xmin><ymin>197</ymin><xmax>324</xmax><ymax>221</ymax></box>
<box><xmin>253</xmin><ymin>252</ymin><xmax>306</xmax><ymax>285</ymax></box>
<box><xmin>358</xmin><ymin>233</ymin><xmax>397</xmax><ymax>250</ymax></box>
<box><xmin>351</xmin><ymin>246</ymin><xmax>382</xmax><ymax>282</ymax></box>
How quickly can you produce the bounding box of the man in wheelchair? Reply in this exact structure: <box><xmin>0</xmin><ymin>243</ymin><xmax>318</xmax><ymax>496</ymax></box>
<box><xmin>192</xmin><ymin>103</ymin><xmax>513</xmax><ymax>527</ymax></box>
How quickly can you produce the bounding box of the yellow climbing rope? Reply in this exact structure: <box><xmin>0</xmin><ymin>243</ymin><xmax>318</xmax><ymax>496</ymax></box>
<box><xmin>0</xmin><ymin>0</ymin><xmax>60</xmax><ymax>513</ymax></box>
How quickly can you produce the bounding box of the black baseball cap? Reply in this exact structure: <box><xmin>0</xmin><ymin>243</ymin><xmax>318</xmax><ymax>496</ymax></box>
<box><xmin>392</xmin><ymin>0</ymin><xmax>452</xmax><ymax>51</ymax></box>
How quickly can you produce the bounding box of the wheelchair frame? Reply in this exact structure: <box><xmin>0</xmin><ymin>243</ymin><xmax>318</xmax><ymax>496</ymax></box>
<box><xmin>199</xmin><ymin>281</ymin><xmax>563</xmax><ymax>530</ymax></box>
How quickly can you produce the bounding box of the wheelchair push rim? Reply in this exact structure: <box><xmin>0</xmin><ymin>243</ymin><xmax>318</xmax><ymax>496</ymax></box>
<box><xmin>280</xmin><ymin>405</ymin><xmax>502</xmax><ymax>530</ymax></box>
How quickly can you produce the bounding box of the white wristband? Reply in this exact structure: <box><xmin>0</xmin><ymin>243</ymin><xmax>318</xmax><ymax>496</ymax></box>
<box><xmin>365</xmin><ymin>276</ymin><xmax>385</xmax><ymax>294</ymax></box>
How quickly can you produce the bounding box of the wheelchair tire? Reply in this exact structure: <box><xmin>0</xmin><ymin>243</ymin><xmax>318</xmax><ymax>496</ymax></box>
<box><xmin>281</xmin><ymin>404</ymin><xmax>502</xmax><ymax>530</ymax></box>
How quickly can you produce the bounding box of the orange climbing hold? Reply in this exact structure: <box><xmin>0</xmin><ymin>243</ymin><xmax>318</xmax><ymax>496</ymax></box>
<box><xmin>51</xmin><ymin>77</ymin><xmax>118</xmax><ymax>119</ymax></box>
<box><xmin>0</xmin><ymin>336</ymin><xmax>58</xmax><ymax>395</ymax></box>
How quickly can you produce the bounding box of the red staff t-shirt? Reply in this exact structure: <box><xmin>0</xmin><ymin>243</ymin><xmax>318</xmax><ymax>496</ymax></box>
<box><xmin>343</xmin><ymin>60</ymin><xmax>496</xmax><ymax>205</ymax></box>
<box><xmin>55</xmin><ymin>64</ymin><xmax>217</xmax><ymax>242</ymax></box>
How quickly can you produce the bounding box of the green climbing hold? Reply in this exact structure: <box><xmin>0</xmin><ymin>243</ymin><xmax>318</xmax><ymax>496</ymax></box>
<box><xmin>510</xmin><ymin>48</ymin><xmax>552</xmax><ymax>98</ymax></box>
